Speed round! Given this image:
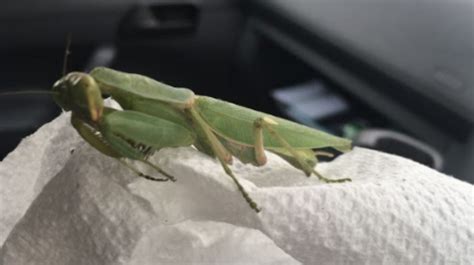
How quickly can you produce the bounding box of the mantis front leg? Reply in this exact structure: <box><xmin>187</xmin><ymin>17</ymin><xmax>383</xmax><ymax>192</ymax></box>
<box><xmin>72</xmin><ymin>110</ymin><xmax>194</xmax><ymax>182</ymax></box>
<box><xmin>98</xmin><ymin>109</ymin><xmax>197</xmax><ymax>182</ymax></box>
<box><xmin>72</xmin><ymin>114</ymin><xmax>167</xmax><ymax>181</ymax></box>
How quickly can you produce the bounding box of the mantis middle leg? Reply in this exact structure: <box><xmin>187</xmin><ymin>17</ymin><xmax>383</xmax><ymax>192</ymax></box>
<box><xmin>188</xmin><ymin>108</ymin><xmax>261</xmax><ymax>212</ymax></box>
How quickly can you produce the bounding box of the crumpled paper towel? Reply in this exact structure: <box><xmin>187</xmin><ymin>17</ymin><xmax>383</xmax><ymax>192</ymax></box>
<box><xmin>0</xmin><ymin>112</ymin><xmax>473</xmax><ymax>265</ymax></box>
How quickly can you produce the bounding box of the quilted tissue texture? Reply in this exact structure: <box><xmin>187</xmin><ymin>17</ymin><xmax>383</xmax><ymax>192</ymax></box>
<box><xmin>0</xmin><ymin>112</ymin><xmax>473</xmax><ymax>265</ymax></box>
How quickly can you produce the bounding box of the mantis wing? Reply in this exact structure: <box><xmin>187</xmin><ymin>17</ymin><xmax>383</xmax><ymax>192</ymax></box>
<box><xmin>90</xmin><ymin>67</ymin><xmax>195</xmax><ymax>108</ymax></box>
<box><xmin>195</xmin><ymin>96</ymin><xmax>352</xmax><ymax>152</ymax></box>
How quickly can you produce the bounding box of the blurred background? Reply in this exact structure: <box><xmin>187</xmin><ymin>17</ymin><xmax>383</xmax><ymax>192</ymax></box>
<box><xmin>0</xmin><ymin>0</ymin><xmax>473</xmax><ymax>182</ymax></box>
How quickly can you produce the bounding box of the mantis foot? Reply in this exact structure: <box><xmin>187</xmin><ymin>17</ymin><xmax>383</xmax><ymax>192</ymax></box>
<box><xmin>320</xmin><ymin>177</ymin><xmax>352</xmax><ymax>183</ymax></box>
<box><xmin>140</xmin><ymin>160</ymin><xmax>177</xmax><ymax>182</ymax></box>
<box><xmin>312</xmin><ymin>170</ymin><xmax>352</xmax><ymax>183</ymax></box>
<box><xmin>138</xmin><ymin>173</ymin><xmax>170</xmax><ymax>182</ymax></box>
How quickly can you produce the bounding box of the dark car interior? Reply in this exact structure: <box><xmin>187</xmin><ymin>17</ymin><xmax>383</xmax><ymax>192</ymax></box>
<box><xmin>1</xmin><ymin>0</ymin><xmax>473</xmax><ymax>182</ymax></box>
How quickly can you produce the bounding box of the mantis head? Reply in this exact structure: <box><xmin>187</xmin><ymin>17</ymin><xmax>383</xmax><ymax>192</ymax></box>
<box><xmin>52</xmin><ymin>72</ymin><xmax>104</xmax><ymax>122</ymax></box>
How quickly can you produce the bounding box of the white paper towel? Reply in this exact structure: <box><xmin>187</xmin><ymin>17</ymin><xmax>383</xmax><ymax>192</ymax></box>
<box><xmin>0</xmin><ymin>112</ymin><xmax>473</xmax><ymax>265</ymax></box>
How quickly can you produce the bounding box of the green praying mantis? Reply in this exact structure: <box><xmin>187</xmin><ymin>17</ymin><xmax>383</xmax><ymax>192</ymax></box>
<box><xmin>49</xmin><ymin>67</ymin><xmax>352</xmax><ymax>212</ymax></box>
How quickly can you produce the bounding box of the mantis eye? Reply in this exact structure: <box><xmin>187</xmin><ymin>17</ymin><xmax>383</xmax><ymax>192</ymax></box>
<box><xmin>65</xmin><ymin>73</ymin><xmax>83</xmax><ymax>87</ymax></box>
<box><xmin>52</xmin><ymin>77</ymin><xmax>72</xmax><ymax>111</ymax></box>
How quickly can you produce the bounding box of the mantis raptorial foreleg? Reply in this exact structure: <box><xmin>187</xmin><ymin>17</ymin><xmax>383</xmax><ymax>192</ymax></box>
<box><xmin>189</xmin><ymin>108</ymin><xmax>261</xmax><ymax>212</ymax></box>
<box><xmin>254</xmin><ymin>117</ymin><xmax>351</xmax><ymax>183</ymax></box>
<box><xmin>72</xmin><ymin>114</ymin><xmax>166</xmax><ymax>181</ymax></box>
<box><xmin>71</xmin><ymin>113</ymin><xmax>122</xmax><ymax>158</ymax></box>
<box><xmin>99</xmin><ymin>110</ymin><xmax>196</xmax><ymax>182</ymax></box>
<box><xmin>73</xmin><ymin>109</ymin><xmax>197</xmax><ymax>182</ymax></box>
<box><xmin>72</xmin><ymin>113</ymin><xmax>173</xmax><ymax>181</ymax></box>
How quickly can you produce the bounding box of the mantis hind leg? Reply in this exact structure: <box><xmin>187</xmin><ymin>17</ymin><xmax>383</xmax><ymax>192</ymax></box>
<box><xmin>254</xmin><ymin>117</ymin><xmax>351</xmax><ymax>183</ymax></box>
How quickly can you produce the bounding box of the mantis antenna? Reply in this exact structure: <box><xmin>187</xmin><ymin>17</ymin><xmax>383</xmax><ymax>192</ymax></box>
<box><xmin>62</xmin><ymin>33</ymin><xmax>72</xmax><ymax>77</ymax></box>
<box><xmin>0</xmin><ymin>91</ymin><xmax>58</xmax><ymax>97</ymax></box>
<box><xmin>0</xmin><ymin>34</ymin><xmax>72</xmax><ymax>98</ymax></box>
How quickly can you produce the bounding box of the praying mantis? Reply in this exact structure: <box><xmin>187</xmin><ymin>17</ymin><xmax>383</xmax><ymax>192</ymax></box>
<box><xmin>51</xmin><ymin>67</ymin><xmax>352</xmax><ymax>212</ymax></box>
